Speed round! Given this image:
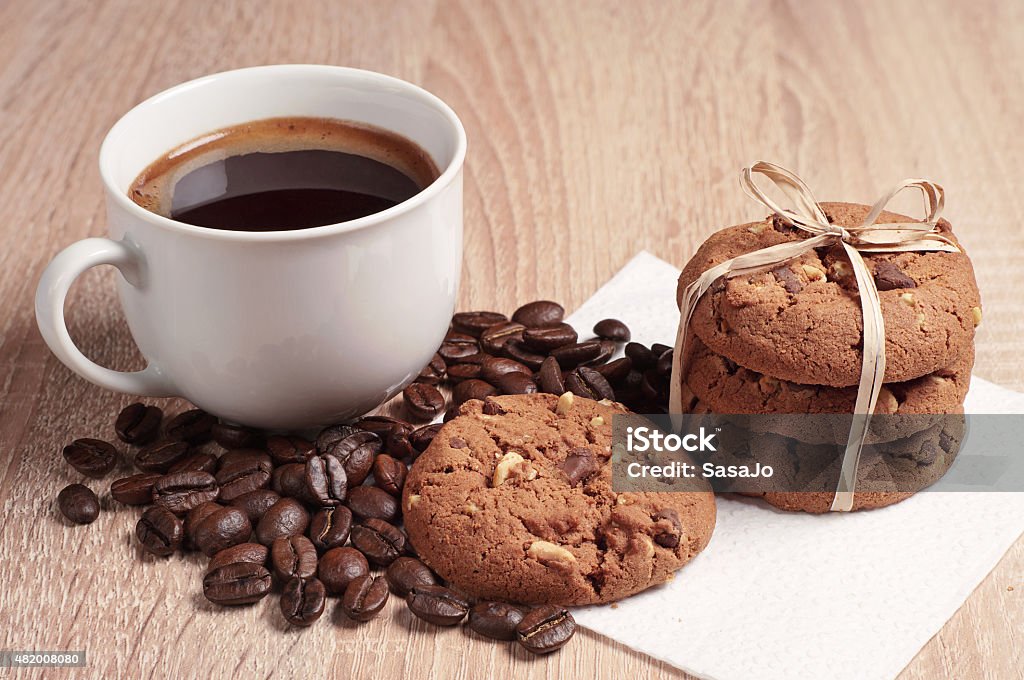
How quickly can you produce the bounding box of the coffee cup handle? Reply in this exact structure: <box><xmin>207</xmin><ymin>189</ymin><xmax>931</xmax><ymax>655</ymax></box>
<box><xmin>35</xmin><ymin>237</ymin><xmax>177</xmax><ymax>397</ymax></box>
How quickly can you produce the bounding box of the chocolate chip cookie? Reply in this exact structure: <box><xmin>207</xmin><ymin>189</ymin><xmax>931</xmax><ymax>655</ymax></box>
<box><xmin>677</xmin><ymin>202</ymin><xmax>982</xmax><ymax>387</ymax></box>
<box><xmin>736</xmin><ymin>415</ymin><xmax>964</xmax><ymax>513</ymax></box>
<box><xmin>402</xmin><ymin>393</ymin><xmax>716</xmax><ymax>605</ymax></box>
<box><xmin>679</xmin><ymin>333</ymin><xmax>966</xmax><ymax>446</ymax></box>
<box><xmin>680</xmin><ymin>394</ymin><xmax>964</xmax><ymax>512</ymax></box>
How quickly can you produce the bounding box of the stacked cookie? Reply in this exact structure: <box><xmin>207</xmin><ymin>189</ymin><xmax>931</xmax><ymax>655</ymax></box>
<box><xmin>676</xmin><ymin>202</ymin><xmax>982</xmax><ymax>512</ymax></box>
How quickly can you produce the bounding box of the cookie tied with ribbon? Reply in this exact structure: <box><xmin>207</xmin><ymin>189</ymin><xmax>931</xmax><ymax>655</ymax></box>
<box><xmin>669</xmin><ymin>161</ymin><xmax>974</xmax><ymax>512</ymax></box>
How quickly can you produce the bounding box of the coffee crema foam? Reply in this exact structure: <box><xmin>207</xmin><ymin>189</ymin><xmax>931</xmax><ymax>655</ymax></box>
<box><xmin>128</xmin><ymin>117</ymin><xmax>439</xmax><ymax>223</ymax></box>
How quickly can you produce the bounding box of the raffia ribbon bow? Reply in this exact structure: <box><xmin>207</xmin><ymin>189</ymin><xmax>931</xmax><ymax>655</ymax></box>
<box><xmin>668</xmin><ymin>161</ymin><xmax>961</xmax><ymax>512</ymax></box>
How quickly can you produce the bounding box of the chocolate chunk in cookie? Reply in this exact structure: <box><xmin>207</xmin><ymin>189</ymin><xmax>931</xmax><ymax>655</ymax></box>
<box><xmin>872</xmin><ymin>260</ymin><xmax>917</xmax><ymax>291</ymax></box>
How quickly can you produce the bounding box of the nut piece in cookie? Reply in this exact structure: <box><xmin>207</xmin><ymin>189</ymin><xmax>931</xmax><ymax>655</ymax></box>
<box><xmin>527</xmin><ymin>540</ymin><xmax>577</xmax><ymax>570</ymax></box>
<box><xmin>492</xmin><ymin>452</ymin><xmax>537</xmax><ymax>487</ymax></box>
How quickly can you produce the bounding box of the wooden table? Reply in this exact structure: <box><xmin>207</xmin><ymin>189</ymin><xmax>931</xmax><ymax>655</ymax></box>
<box><xmin>1</xmin><ymin>1</ymin><xmax>1021</xmax><ymax>677</ymax></box>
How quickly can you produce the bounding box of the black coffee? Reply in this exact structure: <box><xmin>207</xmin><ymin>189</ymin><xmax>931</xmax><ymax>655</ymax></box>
<box><xmin>129</xmin><ymin>117</ymin><xmax>438</xmax><ymax>231</ymax></box>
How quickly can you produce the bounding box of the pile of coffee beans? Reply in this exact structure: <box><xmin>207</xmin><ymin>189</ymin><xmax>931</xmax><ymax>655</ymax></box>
<box><xmin>404</xmin><ymin>300</ymin><xmax>673</xmax><ymax>420</ymax></box>
<box><xmin>53</xmin><ymin>300</ymin><xmax>669</xmax><ymax>653</ymax></box>
<box><xmin>56</xmin><ymin>390</ymin><xmax>574</xmax><ymax>648</ymax></box>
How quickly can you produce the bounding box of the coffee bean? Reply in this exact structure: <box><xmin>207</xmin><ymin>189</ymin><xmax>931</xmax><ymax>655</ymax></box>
<box><xmin>406</xmin><ymin>585</ymin><xmax>471</xmax><ymax>626</ymax></box>
<box><xmin>168</xmin><ymin>452</ymin><xmax>218</xmax><ymax>475</ymax></box>
<box><xmin>404</xmin><ymin>383</ymin><xmax>446</xmax><ymax>421</ymax></box>
<box><xmin>135</xmin><ymin>440</ymin><xmax>191</xmax><ymax>474</ymax></box>
<box><xmin>323</xmin><ymin>430</ymin><xmax>380</xmax><ymax>486</ymax></box>
<box><xmin>229</xmin><ymin>489</ymin><xmax>281</xmax><ymax>523</ymax></box>
<box><xmin>210</xmin><ymin>422</ymin><xmax>263</xmax><ymax>449</ymax></box>
<box><xmin>318</xmin><ymin>546</ymin><xmax>369</xmax><ymax>595</ymax></box>
<box><xmin>215</xmin><ymin>455</ymin><xmax>272</xmax><ymax>502</ymax></box>
<box><xmin>452</xmin><ymin>379</ymin><xmax>499</xmax><ymax>408</ymax></box>
<box><xmin>208</xmin><ymin>542</ymin><xmax>268</xmax><ymax>573</ymax></box>
<box><xmin>438</xmin><ymin>332</ymin><xmax>479</xmax><ymax>363</ymax></box>
<box><xmin>641</xmin><ymin>368</ymin><xmax>665</xmax><ymax>402</ymax></box>
<box><xmin>651</xmin><ymin>343</ymin><xmax>673</xmax><ymax>356</ymax></box>
<box><xmin>537</xmin><ymin>356</ymin><xmax>566</xmax><ymax>394</ymax></box>
<box><xmin>342</xmin><ymin>575</ymin><xmax>389</xmax><ymax>622</ymax></box>
<box><xmin>385</xmin><ymin>557</ymin><xmax>437</xmax><ymax>596</ymax></box>
<box><xmin>512</xmin><ymin>301</ymin><xmax>564</xmax><ymax>328</ymax></box>
<box><xmin>309</xmin><ymin>506</ymin><xmax>353</xmax><ymax>553</ymax></box>
<box><xmin>516</xmin><ymin>605</ymin><xmax>576</xmax><ymax>654</ymax></box>
<box><xmin>203</xmin><ymin>562</ymin><xmax>272</xmax><ymax>605</ymax></box>
<box><xmin>315</xmin><ymin>424</ymin><xmax>359</xmax><ymax>454</ymax></box>
<box><xmin>256</xmin><ymin>497</ymin><xmax>310</xmax><ymax>545</ymax></box>
<box><xmin>479</xmin><ymin>321</ymin><xmax>525</xmax><ymax>354</ymax></box>
<box><xmin>136</xmin><ymin>506</ymin><xmax>183</xmax><ymax>556</ymax></box>
<box><xmin>565</xmin><ymin>366</ymin><xmax>614</xmax><ymax>401</ymax></box>
<box><xmin>347</xmin><ymin>486</ymin><xmax>399</xmax><ymax>522</ymax></box>
<box><xmin>468</xmin><ymin>601</ymin><xmax>527</xmax><ymax>640</ymax></box>
<box><xmin>449</xmin><ymin>353</ymin><xmax>488</xmax><ymax>370</ymax></box>
<box><xmin>110</xmin><ymin>473</ymin><xmax>161</xmax><ymax>505</ymax></box>
<box><xmin>873</xmin><ymin>261</ymin><xmax>916</xmax><ymax>291</ymax></box>
<box><xmin>582</xmin><ymin>339</ymin><xmax>616</xmax><ymax>366</ymax></box>
<box><xmin>446</xmin><ymin>362</ymin><xmax>482</xmax><ymax>382</ymax></box>
<box><xmin>62</xmin><ymin>438</ymin><xmax>118</xmax><ymax>478</ymax></box>
<box><xmin>165</xmin><ymin>409</ymin><xmax>216</xmax><ymax>444</ymax></box>
<box><xmin>217</xmin><ymin>448</ymin><xmax>272</xmax><ymax>473</ymax></box>
<box><xmin>559</xmin><ymin>448</ymin><xmax>599</xmax><ymax>487</ymax></box>
<box><xmin>184</xmin><ymin>501</ymin><xmax>223</xmax><ymax>550</ymax></box>
<box><xmin>270</xmin><ymin>535</ymin><xmax>318</xmax><ymax>580</ymax></box>
<box><xmin>354</xmin><ymin>415</ymin><xmax>410</xmax><ymax>437</ymax></box>
<box><xmin>265</xmin><ymin>435</ymin><xmax>315</xmax><ymax>465</ymax></box>
<box><xmin>494</xmin><ymin>372</ymin><xmax>537</xmax><ymax>395</ymax></box>
<box><xmin>653</xmin><ymin>508</ymin><xmax>682</xmax><ymax>548</ymax></box>
<box><xmin>281</xmin><ymin>576</ymin><xmax>326</xmax><ymax>626</ymax></box>
<box><xmin>372</xmin><ymin>454</ymin><xmax>407</xmax><ymax>496</ymax></box>
<box><xmin>502</xmin><ymin>339</ymin><xmax>546</xmax><ymax>370</ymax></box>
<box><xmin>596</xmin><ymin>357</ymin><xmax>633</xmax><ymax>385</ymax></box>
<box><xmin>350</xmin><ymin>519</ymin><xmax>407</xmax><ymax>566</ymax></box>
<box><xmin>616</xmin><ymin>369</ymin><xmax>644</xmax><ymax>400</ymax></box>
<box><xmin>115</xmin><ymin>403</ymin><xmax>162</xmax><ymax>445</ymax></box>
<box><xmin>480</xmin><ymin>357</ymin><xmax>531</xmax><ymax>384</ymax></box>
<box><xmin>593</xmin><ymin>318</ymin><xmax>631</xmax><ymax>341</ymax></box>
<box><xmin>656</xmin><ymin>349</ymin><xmax>674</xmax><ymax>375</ymax></box>
<box><xmin>409</xmin><ymin>424</ymin><xmax>442</xmax><ymax>454</ymax></box>
<box><xmin>550</xmin><ymin>341</ymin><xmax>602</xmax><ymax>369</ymax></box>
<box><xmin>522</xmin><ymin>323</ymin><xmax>578</xmax><ymax>352</ymax></box>
<box><xmin>453</xmin><ymin>311</ymin><xmax>509</xmax><ymax>337</ymax></box>
<box><xmin>624</xmin><ymin>342</ymin><xmax>656</xmax><ymax>370</ymax></box>
<box><xmin>385</xmin><ymin>423</ymin><xmax>418</xmax><ymax>460</ymax></box>
<box><xmin>57</xmin><ymin>483</ymin><xmax>99</xmax><ymax>524</ymax></box>
<box><xmin>194</xmin><ymin>506</ymin><xmax>252</xmax><ymax>557</ymax></box>
<box><xmin>268</xmin><ymin>463</ymin><xmax>297</xmax><ymax>497</ymax></box>
<box><xmin>416</xmin><ymin>353</ymin><xmax>447</xmax><ymax>385</ymax></box>
<box><xmin>152</xmin><ymin>471</ymin><xmax>218</xmax><ymax>516</ymax></box>
<box><xmin>305</xmin><ymin>454</ymin><xmax>347</xmax><ymax>506</ymax></box>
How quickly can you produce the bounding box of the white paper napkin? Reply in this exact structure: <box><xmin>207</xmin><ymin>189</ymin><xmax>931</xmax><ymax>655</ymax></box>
<box><xmin>567</xmin><ymin>251</ymin><xmax>1024</xmax><ymax>680</ymax></box>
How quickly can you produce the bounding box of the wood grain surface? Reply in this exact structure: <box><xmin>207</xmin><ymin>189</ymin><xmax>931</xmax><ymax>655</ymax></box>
<box><xmin>1</xmin><ymin>0</ymin><xmax>1022</xmax><ymax>678</ymax></box>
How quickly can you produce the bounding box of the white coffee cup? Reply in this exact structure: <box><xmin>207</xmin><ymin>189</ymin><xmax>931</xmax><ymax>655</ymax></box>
<box><xmin>35</xmin><ymin>65</ymin><xmax>466</xmax><ymax>429</ymax></box>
